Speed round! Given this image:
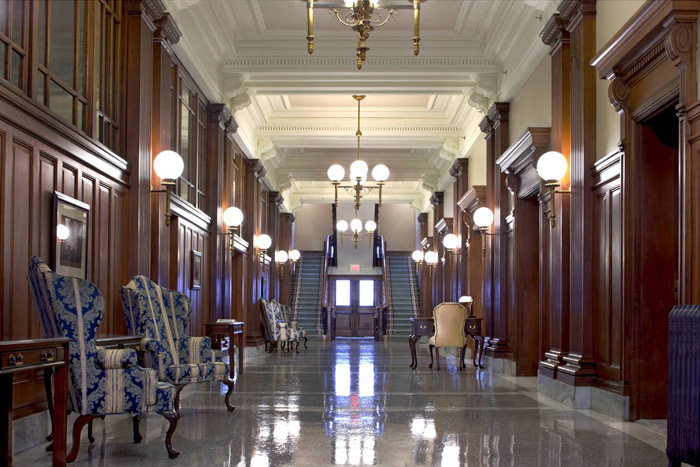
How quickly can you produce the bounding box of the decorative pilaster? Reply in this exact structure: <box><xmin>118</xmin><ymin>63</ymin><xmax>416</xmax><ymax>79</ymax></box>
<box><xmin>450</xmin><ymin>158</ymin><xmax>469</xmax><ymax>299</ymax></box>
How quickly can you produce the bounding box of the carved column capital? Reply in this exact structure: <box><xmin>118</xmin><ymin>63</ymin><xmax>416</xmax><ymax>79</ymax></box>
<box><xmin>479</xmin><ymin>116</ymin><xmax>494</xmax><ymax>137</ymax></box>
<box><xmin>540</xmin><ymin>14</ymin><xmax>570</xmax><ymax>50</ymax></box>
<box><xmin>417</xmin><ymin>212</ymin><xmax>428</xmax><ymax>225</ymax></box>
<box><xmin>430</xmin><ymin>192</ymin><xmax>444</xmax><ymax>210</ymax></box>
<box><xmin>154</xmin><ymin>13</ymin><xmax>182</xmax><ymax>46</ymax></box>
<box><xmin>608</xmin><ymin>73</ymin><xmax>630</xmax><ymax>111</ymax></box>
<box><xmin>449</xmin><ymin>158</ymin><xmax>469</xmax><ymax>179</ymax></box>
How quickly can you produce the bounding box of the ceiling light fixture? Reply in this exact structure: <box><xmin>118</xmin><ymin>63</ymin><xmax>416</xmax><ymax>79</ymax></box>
<box><xmin>328</xmin><ymin>95</ymin><xmax>389</xmax><ymax>215</ymax></box>
<box><xmin>336</xmin><ymin>218</ymin><xmax>377</xmax><ymax>249</ymax></box>
<box><xmin>302</xmin><ymin>0</ymin><xmax>426</xmax><ymax>70</ymax></box>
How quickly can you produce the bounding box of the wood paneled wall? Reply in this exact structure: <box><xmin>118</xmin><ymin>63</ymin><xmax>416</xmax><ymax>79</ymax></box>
<box><xmin>0</xmin><ymin>0</ymin><xmax>285</xmax><ymax>417</ymax></box>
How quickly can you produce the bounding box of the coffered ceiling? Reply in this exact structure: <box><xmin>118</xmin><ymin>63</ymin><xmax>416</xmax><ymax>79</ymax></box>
<box><xmin>165</xmin><ymin>0</ymin><xmax>556</xmax><ymax>211</ymax></box>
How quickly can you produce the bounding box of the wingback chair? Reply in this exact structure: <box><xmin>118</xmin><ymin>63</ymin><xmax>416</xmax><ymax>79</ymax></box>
<box><xmin>120</xmin><ymin>276</ymin><xmax>234</xmax><ymax>415</ymax></box>
<box><xmin>259</xmin><ymin>299</ymin><xmax>300</xmax><ymax>353</ymax></box>
<box><xmin>428</xmin><ymin>303</ymin><xmax>468</xmax><ymax>370</ymax></box>
<box><xmin>279</xmin><ymin>301</ymin><xmax>308</xmax><ymax>349</ymax></box>
<box><xmin>46</xmin><ymin>268</ymin><xmax>179</xmax><ymax>461</ymax></box>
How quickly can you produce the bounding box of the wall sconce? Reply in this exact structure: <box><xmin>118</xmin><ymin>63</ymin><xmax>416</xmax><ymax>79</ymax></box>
<box><xmin>411</xmin><ymin>249</ymin><xmax>424</xmax><ymax>265</ymax></box>
<box><xmin>223</xmin><ymin>207</ymin><xmax>244</xmax><ymax>256</ymax></box>
<box><xmin>442</xmin><ymin>233</ymin><xmax>459</xmax><ymax>270</ymax></box>
<box><xmin>536</xmin><ymin>151</ymin><xmax>571</xmax><ymax>228</ymax></box>
<box><xmin>255</xmin><ymin>234</ymin><xmax>272</xmax><ymax>262</ymax></box>
<box><xmin>424</xmin><ymin>251</ymin><xmax>438</xmax><ymax>278</ymax></box>
<box><xmin>327</xmin><ymin>164</ymin><xmax>345</xmax><ymax>205</ymax></box>
<box><xmin>289</xmin><ymin>249</ymin><xmax>301</xmax><ymax>273</ymax></box>
<box><xmin>459</xmin><ymin>295</ymin><xmax>474</xmax><ymax>317</ymax></box>
<box><xmin>152</xmin><ymin>150</ymin><xmax>184</xmax><ymax>227</ymax></box>
<box><xmin>275</xmin><ymin>250</ymin><xmax>288</xmax><ymax>279</ymax></box>
<box><xmin>473</xmin><ymin>207</ymin><xmax>495</xmax><ymax>257</ymax></box>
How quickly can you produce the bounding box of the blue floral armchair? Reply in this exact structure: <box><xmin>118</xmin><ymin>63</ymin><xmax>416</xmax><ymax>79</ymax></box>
<box><xmin>120</xmin><ymin>276</ymin><xmax>234</xmax><ymax>415</ymax></box>
<box><xmin>279</xmin><ymin>302</ymin><xmax>308</xmax><ymax>349</ymax></box>
<box><xmin>43</xmin><ymin>265</ymin><xmax>179</xmax><ymax>461</ymax></box>
<box><xmin>260</xmin><ymin>299</ymin><xmax>300</xmax><ymax>353</ymax></box>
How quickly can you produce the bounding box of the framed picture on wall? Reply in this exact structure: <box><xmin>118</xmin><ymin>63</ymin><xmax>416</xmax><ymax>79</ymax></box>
<box><xmin>192</xmin><ymin>250</ymin><xmax>202</xmax><ymax>290</ymax></box>
<box><xmin>52</xmin><ymin>192</ymin><xmax>90</xmax><ymax>279</ymax></box>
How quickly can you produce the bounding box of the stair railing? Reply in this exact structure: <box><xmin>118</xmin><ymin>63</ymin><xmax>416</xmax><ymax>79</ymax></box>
<box><xmin>292</xmin><ymin>257</ymin><xmax>303</xmax><ymax>320</ymax></box>
<box><xmin>374</xmin><ymin>235</ymin><xmax>390</xmax><ymax>339</ymax></box>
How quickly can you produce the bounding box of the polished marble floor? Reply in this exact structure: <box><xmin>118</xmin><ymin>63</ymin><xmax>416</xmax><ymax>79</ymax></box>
<box><xmin>17</xmin><ymin>340</ymin><xmax>669</xmax><ymax>466</ymax></box>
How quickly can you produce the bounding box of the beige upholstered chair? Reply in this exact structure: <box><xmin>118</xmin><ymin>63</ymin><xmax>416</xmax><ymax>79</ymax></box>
<box><xmin>428</xmin><ymin>303</ymin><xmax>468</xmax><ymax>370</ymax></box>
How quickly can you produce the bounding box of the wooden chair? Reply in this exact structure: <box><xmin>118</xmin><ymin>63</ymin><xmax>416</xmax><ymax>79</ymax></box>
<box><xmin>428</xmin><ymin>303</ymin><xmax>468</xmax><ymax>370</ymax></box>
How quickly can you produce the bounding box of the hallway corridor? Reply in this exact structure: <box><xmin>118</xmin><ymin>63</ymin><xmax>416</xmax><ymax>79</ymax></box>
<box><xmin>16</xmin><ymin>340</ymin><xmax>668</xmax><ymax>466</ymax></box>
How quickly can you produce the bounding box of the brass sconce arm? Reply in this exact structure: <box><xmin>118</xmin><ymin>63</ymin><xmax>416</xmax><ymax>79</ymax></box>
<box><xmin>151</xmin><ymin>180</ymin><xmax>176</xmax><ymax>227</ymax></box>
<box><xmin>476</xmin><ymin>227</ymin><xmax>497</xmax><ymax>257</ymax></box>
<box><xmin>544</xmin><ymin>180</ymin><xmax>571</xmax><ymax>229</ymax></box>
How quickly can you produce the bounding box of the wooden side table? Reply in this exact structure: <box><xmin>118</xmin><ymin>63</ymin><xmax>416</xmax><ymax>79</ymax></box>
<box><xmin>205</xmin><ymin>321</ymin><xmax>244</xmax><ymax>379</ymax></box>
<box><xmin>95</xmin><ymin>334</ymin><xmax>142</xmax><ymax>350</ymax></box>
<box><xmin>0</xmin><ymin>338</ymin><xmax>69</xmax><ymax>467</ymax></box>
<box><xmin>408</xmin><ymin>317</ymin><xmax>485</xmax><ymax>370</ymax></box>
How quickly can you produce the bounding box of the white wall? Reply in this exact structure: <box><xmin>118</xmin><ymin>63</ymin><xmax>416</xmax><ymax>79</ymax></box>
<box><xmin>293</xmin><ymin>203</ymin><xmax>332</xmax><ymax>251</ymax></box>
<box><xmin>509</xmin><ymin>54</ymin><xmax>552</xmax><ymax>144</ymax></box>
<box><xmin>468</xmin><ymin>138</ymin><xmax>487</xmax><ymax>189</ymax></box>
<box><xmin>596</xmin><ymin>0</ymin><xmax>646</xmax><ymax>160</ymax></box>
<box><xmin>443</xmin><ymin>183</ymin><xmax>454</xmax><ymax>218</ymax></box>
<box><xmin>332</xmin><ymin>203</ymin><xmax>377</xmax><ymax>275</ymax></box>
<box><xmin>380</xmin><ymin>203</ymin><xmax>418</xmax><ymax>252</ymax></box>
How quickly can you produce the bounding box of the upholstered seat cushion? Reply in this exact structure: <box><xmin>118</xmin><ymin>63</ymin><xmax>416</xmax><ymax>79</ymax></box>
<box><xmin>164</xmin><ymin>362</ymin><xmax>214</xmax><ymax>385</ymax></box>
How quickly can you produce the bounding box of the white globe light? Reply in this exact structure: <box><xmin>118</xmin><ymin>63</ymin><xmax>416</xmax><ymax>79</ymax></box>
<box><xmin>442</xmin><ymin>233</ymin><xmax>459</xmax><ymax>250</ymax></box>
<box><xmin>256</xmin><ymin>234</ymin><xmax>272</xmax><ymax>250</ymax></box>
<box><xmin>424</xmin><ymin>251</ymin><xmax>438</xmax><ymax>265</ymax></box>
<box><xmin>473</xmin><ymin>207</ymin><xmax>494</xmax><ymax>228</ymax></box>
<box><xmin>350</xmin><ymin>160</ymin><xmax>369</xmax><ymax>181</ymax></box>
<box><xmin>153</xmin><ymin>150</ymin><xmax>184</xmax><ymax>181</ymax></box>
<box><xmin>350</xmin><ymin>218</ymin><xmax>363</xmax><ymax>233</ymax></box>
<box><xmin>56</xmin><ymin>224</ymin><xmax>70</xmax><ymax>240</ymax></box>
<box><xmin>275</xmin><ymin>250</ymin><xmax>289</xmax><ymax>264</ymax></box>
<box><xmin>371</xmin><ymin>164</ymin><xmax>390</xmax><ymax>182</ymax></box>
<box><xmin>364</xmin><ymin>220</ymin><xmax>377</xmax><ymax>232</ymax></box>
<box><xmin>336</xmin><ymin>220</ymin><xmax>349</xmax><ymax>232</ymax></box>
<box><xmin>223</xmin><ymin>207</ymin><xmax>243</xmax><ymax>227</ymax></box>
<box><xmin>289</xmin><ymin>249</ymin><xmax>301</xmax><ymax>261</ymax></box>
<box><xmin>412</xmin><ymin>250</ymin><xmax>424</xmax><ymax>262</ymax></box>
<box><xmin>327</xmin><ymin>164</ymin><xmax>345</xmax><ymax>182</ymax></box>
<box><xmin>459</xmin><ymin>296</ymin><xmax>473</xmax><ymax>304</ymax></box>
<box><xmin>537</xmin><ymin>151</ymin><xmax>568</xmax><ymax>182</ymax></box>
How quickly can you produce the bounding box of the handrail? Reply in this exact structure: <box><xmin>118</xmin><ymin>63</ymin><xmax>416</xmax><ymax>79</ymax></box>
<box><xmin>320</xmin><ymin>235</ymin><xmax>335</xmax><ymax>339</ymax></box>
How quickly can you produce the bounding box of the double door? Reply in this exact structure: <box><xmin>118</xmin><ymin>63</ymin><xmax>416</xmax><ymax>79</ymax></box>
<box><xmin>333</xmin><ymin>277</ymin><xmax>377</xmax><ymax>338</ymax></box>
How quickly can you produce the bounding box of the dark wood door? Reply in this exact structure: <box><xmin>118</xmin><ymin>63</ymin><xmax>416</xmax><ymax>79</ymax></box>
<box><xmin>333</xmin><ymin>278</ymin><xmax>377</xmax><ymax>338</ymax></box>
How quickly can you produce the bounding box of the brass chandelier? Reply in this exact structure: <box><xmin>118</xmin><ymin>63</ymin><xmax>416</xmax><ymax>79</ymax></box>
<box><xmin>302</xmin><ymin>0</ymin><xmax>427</xmax><ymax>69</ymax></box>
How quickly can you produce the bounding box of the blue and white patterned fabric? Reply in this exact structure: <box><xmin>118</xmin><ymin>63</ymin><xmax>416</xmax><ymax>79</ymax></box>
<box><xmin>119</xmin><ymin>276</ymin><xmax>230</xmax><ymax>386</ymax></box>
<box><xmin>278</xmin><ymin>302</ymin><xmax>307</xmax><ymax>338</ymax></box>
<box><xmin>260</xmin><ymin>299</ymin><xmax>300</xmax><ymax>342</ymax></box>
<box><xmin>28</xmin><ymin>256</ymin><xmax>60</xmax><ymax>338</ymax></box>
<box><xmin>46</xmin><ymin>269</ymin><xmax>175</xmax><ymax>416</ymax></box>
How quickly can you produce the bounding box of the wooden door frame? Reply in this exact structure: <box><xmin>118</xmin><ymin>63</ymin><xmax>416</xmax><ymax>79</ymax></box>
<box><xmin>591</xmin><ymin>0</ymin><xmax>699</xmax><ymax>419</ymax></box>
<box><xmin>330</xmin><ymin>275</ymin><xmax>380</xmax><ymax>337</ymax></box>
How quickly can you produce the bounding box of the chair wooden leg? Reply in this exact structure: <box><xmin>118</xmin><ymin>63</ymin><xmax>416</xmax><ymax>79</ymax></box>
<box><xmin>174</xmin><ymin>384</ymin><xmax>186</xmax><ymax>419</ymax></box>
<box><xmin>303</xmin><ymin>337</ymin><xmax>308</xmax><ymax>349</ymax></box>
<box><xmin>87</xmin><ymin>420</ymin><xmax>95</xmax><ymax>443</ymax></box>
<box><xmin>132</xmin><ymin>415</ymin><xmax>142</xmax><ymax>443</ymax></box>
<box><xmin>158</xmin><ymin>411</ymin><xmax>180</xmax><ymax>459</ymax></box>
<box><xmin>223</xmin><ymin>380</ymin><xmax>235</xmax><ymax>412</ymax></box>
<box><xmin>66</xmin><ymin>415</ymin><xmax>98</xmax><ymax>463</ymax></box>
<box><xmin>295</xmin><ymin>341</ymin><xmax>300</xmax><ymax>353</ymax></box>
<box><xmin>460</xmin><ymin>345</ymin><xmax>467</xmax><ymax>370</ymax></box>
<box><xmin>429</xmin><ymin>344</ymin><xmax>434</xmax><ymax>369</ymax></box>
<box><xmin>43</xmin><ymin>367</ymin><xmax>54</xmax><ymax>442</ymax></box>
<box><xmin>436</xmin><ymin>348</ymin><xmax>441</xmax><ymax>370</ymax></box>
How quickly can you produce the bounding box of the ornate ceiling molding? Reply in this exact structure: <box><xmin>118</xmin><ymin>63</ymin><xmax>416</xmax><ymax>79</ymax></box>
<box><xmin>220</xmin><ymin>57</ymin><xmax>499</xmax><ymax>72</ymax></box>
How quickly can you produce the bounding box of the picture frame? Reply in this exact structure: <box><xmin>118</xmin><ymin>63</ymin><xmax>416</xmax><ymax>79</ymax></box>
<box><xmin>191</xmin><ymin>250</ymin><xmax>202</xmax><ymax>290</ymax></box>
<box><xmin>52</xmin><ymin>192</ymin><xmax>90</xmax><ymax>279</ymax></box>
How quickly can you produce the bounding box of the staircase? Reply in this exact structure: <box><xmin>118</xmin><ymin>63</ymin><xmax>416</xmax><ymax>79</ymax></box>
<box><xmin>386</xmin><ymin>255</ymin><xmax>420</xmax><ymax>335</ymax></box>
<box><xmin>292</xmin><ymin>254</ymin><xmax>324</xmax><ymax>335</ymax></box>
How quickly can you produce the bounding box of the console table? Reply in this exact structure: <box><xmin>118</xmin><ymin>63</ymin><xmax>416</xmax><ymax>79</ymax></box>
<box><xmin>0</xmin><ymin>338</ymin><xmax>69</xmax><ymax>467</ymax></box>
<box><xmin>408</xmin><ymin>317</ymin><xmax>485</xmax><ymax>370</ymax></box>
<box><xmin>205</xmin><ymin>321</ymin><xmax>244</xmax><ymax>378</ymax></box>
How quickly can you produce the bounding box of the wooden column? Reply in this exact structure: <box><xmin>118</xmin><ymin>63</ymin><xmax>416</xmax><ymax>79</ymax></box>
<box><xmin>538</xmin><ymin>12</ymin><xmax>571</xmax><ymax>379</ymax></box>
<box><xmin>149</xmin><ymin>12</ymin><xmax>180</xmax><ymax>286</ymax></box>
<box><xmin>436</xmin><ymin>218</ymin><xmax>454</xmax><ymax>302</ymax></box>
<box><xmin>458</xmin><ymin>186</ymin><xmax>487</xmax><ymax>321</ymax></box>
<box><xmin>558</xmin><ymin>0</ymin><xmax>597</xmax><ymax>386</ymax></box>
<box><xmin>243</xmin><ymin>159</ymin><xmax>265</xmax><ymax>345</ymax></box>
<box><xmin>417</xmin><ymin>213</ymin><xmax>431</xmax><ymax>317</ymax></box>
<box><xmin>125</xmin><ymin>0</ymin><xmax>161</xmax><ymax>277</ymax></box>
<box><xmin>486</xmin><ymin>103</ymin><xmax>510</xmax><ymax>357</ymax></box>
<box><xmin>268</xmin><ymin>192</ymin><xmax>282</xmax><ymax>302</ymax></box>
<box><xmin>450</xmin><ymin>158</ymin><xmax>470</xmax><ymax>299</ymax></box>
<box><xmin>205</xmin><ymin>104</ymin><xmax>231</xmax><ymax>322</ymax></box>
<box><xmin>496</xmin><ymin>128</ymin><xmax>550</xmax><ymax>376</ymax></box>
<box><xmin>430</xmin><ymin>192</ymin><xmax>444</xmax><ymax>309</ymax></box>
<box><xmin>279</xmin><ymin>213</ymin><xmax>295</xmax><ymax>304</ymax></box>
<box><xmin>479</xmin><ymin>116</ymin><xmax>496</xmax><ymax>343</ymax></box>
